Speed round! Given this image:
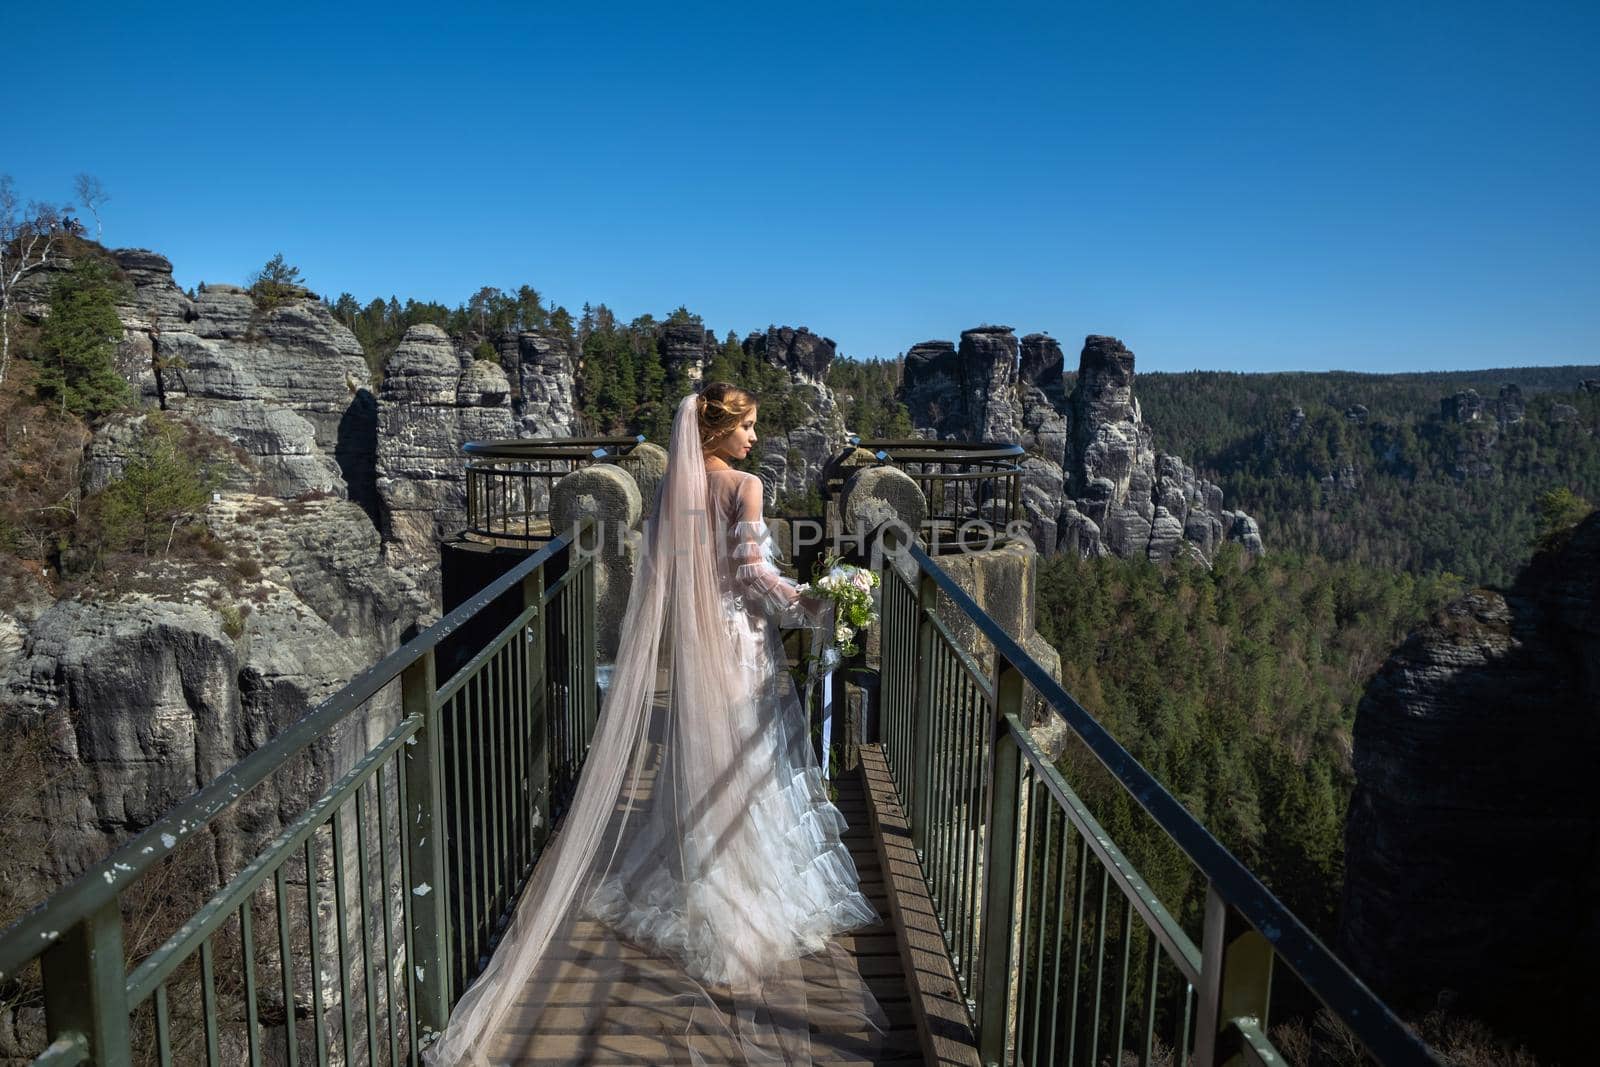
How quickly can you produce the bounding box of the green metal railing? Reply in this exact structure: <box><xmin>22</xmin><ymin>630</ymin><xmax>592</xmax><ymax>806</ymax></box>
<box><xmin>823</xmin><ymin>436</ymin><xmax>1025</xmax><ymax>551</ymax></box>
<box><xmin>464</xmin><ymin>436</ymin><xmax>645</xmax><ymax>541</ymax></box>
<box><xmin>0</xmin><ymin>523</ymin><xmax>597</xmax><ymax>1066</ymax></box>
<box><xmin>876</xmin><ymin>539</ymin><xmax>1444</xmax><ymax>1067</ymax></box>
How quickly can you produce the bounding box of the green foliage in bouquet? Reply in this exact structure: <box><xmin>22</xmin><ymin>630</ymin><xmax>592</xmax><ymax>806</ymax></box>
<box><xmin>801</xmin><ymin>552</ymin><xmax>879</xmax><ymax>658</ymax></box>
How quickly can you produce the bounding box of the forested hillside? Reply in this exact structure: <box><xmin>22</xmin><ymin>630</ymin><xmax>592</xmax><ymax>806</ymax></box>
<box><xmin>1134</xmin><ymin>367</ymin><xmax>1600</xmax><ymax>587</ymax></box>
<box><xmin>824</xmin><ymin>358</ymin><xmax>916</xmax><ymax>439</ymax></box>
<box><xmin>1035</xmin><ymin>547</ymin><xmax>1461</xmax><ymax>938</ymax></box>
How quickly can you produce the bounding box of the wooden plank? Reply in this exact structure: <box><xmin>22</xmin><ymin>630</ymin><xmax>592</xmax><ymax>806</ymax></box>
<box><xmin>859</xmin><ymin>743</ymin><xmax>984</xmax><ymax>1067</ymax></box>
<box><xmin>487</xmin><ymin>765</ymin><xmax>926</xmax><ymax>1062</ymax></box>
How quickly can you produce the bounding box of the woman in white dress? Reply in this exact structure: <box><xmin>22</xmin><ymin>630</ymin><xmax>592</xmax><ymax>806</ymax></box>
<box><xmin>427</xmin><ymin>386</ymin><xmax>886</xmax><ymax>1065</ymax></box>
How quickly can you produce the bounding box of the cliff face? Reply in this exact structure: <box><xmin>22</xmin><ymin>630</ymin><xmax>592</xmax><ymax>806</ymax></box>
<box><xmin>0</xmin><ymin>495</ymin><xmax>431</xmax><ymax>904</ymax></box>
<box><xmin>1339</xmin><ymin>513</ymin><xmax>1600</xmax><ymax>1054</ymax></box>
<box><xmin>492</xmin><ymin>328</ymin><xmax>578</xmax><ymax>437</ymax></box>
<box><xmin>109</xmin><ymin>252</ymin><xmax>380</xmax><ymax>510</ymax></box>
<box><xmin>900</xmin><ymin>327</ymin><xmax>1024</xmax><ymax>445</ymax></box>
<box><xmin>0</xmin><ymin>244</ymin><xmax>539</xmax><ymax>932</ymax></box>
<box><xmin>741</xmin><ymin>326</ymin><xmax>851</xmax><ymax>502</ymax></box>
<box><xmin>900</xmin><ymin>329</ymin><xmax>1261</xmax><ymax>562</ymax></box>
<box><xmin>1065</xmin><ymin>335</ymin><xmax>1260</xmax><ymax>561</ymax></box>
<box><xmin>376</xmin><ymin>324</ymin><xmax>516</xmax><ymax>569</ymax></box>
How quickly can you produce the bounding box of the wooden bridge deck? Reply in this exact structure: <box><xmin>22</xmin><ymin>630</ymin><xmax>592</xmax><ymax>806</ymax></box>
<box><xmin>480</xmin><ymin>769</ymin><xmax>932</xmax><ymax>1065</ymax></box>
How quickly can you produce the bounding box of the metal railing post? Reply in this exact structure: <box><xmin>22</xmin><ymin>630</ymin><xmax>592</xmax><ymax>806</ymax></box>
<box><xmin>977</xmin><ymin>660</ymin><xmax>1025</xmax><ymax>1067</ymax></box>
<box><xmin>40</xmin><ymin>899</ymin><xmax>130</xmax><ymax>1067</ymax></box>
<box><xmin>868</xmin><ymin>520</ymin><xmax>905</xmax><ymax>753</ymax></box>
<box><xmin>581</xmin><ymin>555</ymin><xmax>598</xmax><ymax>744</ymax></box>
<box><xmin>910</xmin><ymin>570</ymin><xmax>939</xmax><ymax>860</ymax></box>
<box><xmin>402</xmin><ymin>649</ymin><xmax>452</xmax><ymax>1039</ymax></box>
<box><xmin>521</xmin><ymin>567</ymin><xmax>550</xmax><ymax>854</ymax></box>
<box><xmin>1193</xmin><ymin>881</ymin><xmax>1275</xmax><ymax>1067</ymax></box>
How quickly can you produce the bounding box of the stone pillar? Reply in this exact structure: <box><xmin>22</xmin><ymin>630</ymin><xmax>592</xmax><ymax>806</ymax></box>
<box><xmin>615</xmin><ymin>443</ymin><xmax>668</xmax><ymax>520</ymax></box>
<box><xmin>832</xmin><ymin>466</ymin><xmax>926</xmax><ymax>759</ymax></box>
<box><xmin>928</xmin><ymin>542</ymin><xmax>1068</xmax><ymax>760</ymax></box>
<box><xmin>549</xmin><ymin>465</ymin><xmax>642</xmax><ymax>662</ymax></box>
<box><xmin>838</xmin><ymin>465</ymin><xmax>927</xmax><ymax>568</ymax></box>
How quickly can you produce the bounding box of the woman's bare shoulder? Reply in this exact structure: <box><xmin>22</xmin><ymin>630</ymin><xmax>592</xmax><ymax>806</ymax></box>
<box><xmin>705</xmin><ymin>467</ymin><xmax>762</xmax><ymax>487</ymax></box>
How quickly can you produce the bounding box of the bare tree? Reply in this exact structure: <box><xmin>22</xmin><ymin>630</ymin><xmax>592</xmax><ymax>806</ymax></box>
<box><xmin>73</xmin><ymin>173</ymin><xmax>109</xmax><ymax>241</ymax></box>
<box><xmin>0</xmin><ymin>175</ymin><xmax>66</xmax><ymax>389</ymax></box>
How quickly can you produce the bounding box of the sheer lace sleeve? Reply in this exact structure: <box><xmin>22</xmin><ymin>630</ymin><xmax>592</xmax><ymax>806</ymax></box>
<box><xmin>730</xmin><ymin>473</ymin><xmax>830</xmax><ymax>628</ymax></box>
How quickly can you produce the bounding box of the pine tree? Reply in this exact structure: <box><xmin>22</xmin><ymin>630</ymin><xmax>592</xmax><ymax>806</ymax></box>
<box><xmin>705</xmin><ymin>330</ymin><xmax>742</xmax><ymax>385</ymax></box>
<box><xmin>100</xmin><ymin>417</ymin><xmax>212</xmax><ymax>555</ymax></box>
<box><xmin>35</xmin><ymin>256</ymin><xmax>129</xmax><ymax>418</ymax></box>
<box><xmin>247</xmin><ymin>253</ymin><xmax>304</xmax><ymax>311</ymax></box>
<box><xmin>582</xmin><ymin>329</ymin><xmax>618</xmax><ymax>431</ymax></box>
<box><xmin>636</xmin><ymin>326</ymin><xmax>669</xmax><ymax>442</ymax></box>
<box><xmin>517</xmin><ymin>285</ymin><xmax>547</xmax><ymax>331</ymax></box>
<box><xmin>1534</xmin><ymin>487</ymin><xmax>1592</xmax><ymax>550</ymax></box>
<box><xmin>612</xmin><ymin>337</ymin><xmax>638</xmax><ymax>422</ymax></box>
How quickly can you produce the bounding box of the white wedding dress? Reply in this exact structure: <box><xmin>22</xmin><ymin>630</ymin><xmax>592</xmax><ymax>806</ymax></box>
<box><xmin>582</xmin><ymin>467</ymin><xmax>879</xmax><ymax>989</ymax></box>
<box><xmin>426</xmin><ymin>396</ymin><xmax>886</xmax><ymax>1066</ymax></box>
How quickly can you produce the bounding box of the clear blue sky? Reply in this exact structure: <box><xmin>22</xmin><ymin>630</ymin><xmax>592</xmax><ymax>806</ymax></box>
<box><xmin>8</xmin><ymin>1</ymin><xmax>1597</xmax><ymax>372</ymax></box>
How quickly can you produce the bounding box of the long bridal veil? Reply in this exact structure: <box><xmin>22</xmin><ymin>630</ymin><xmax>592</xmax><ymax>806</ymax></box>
<box><xmin>425</xmin><ymin>393</ymin><xmax>887</xmax><ymax>1065</ymax></box>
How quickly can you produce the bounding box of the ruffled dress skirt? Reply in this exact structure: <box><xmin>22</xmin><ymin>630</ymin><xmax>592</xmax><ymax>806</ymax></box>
<box><xmin>581</xmin><ymin>522</ymin><xmax>878</xmax><ymax>989</ymax></box>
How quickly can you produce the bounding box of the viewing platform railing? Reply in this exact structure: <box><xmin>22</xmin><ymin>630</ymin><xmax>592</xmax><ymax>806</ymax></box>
<box><xmin>824</xmin><ymin>437</ymin><xmax>1025</xmax><ymax>552</ymax></box>
<box><xmin>464</xmin><ymin>436</ymin><xmax>645</xmax><ymax>542</ymax></box>
<box><xmin>873</xmin><ymin>531</ymin><xmax>1443</xmax><ymax>1067</ymax></box>
<box><xmin>0</xmin><ymin>523</ymin><xmax>598</xmax><ymax>1067</ymax></box>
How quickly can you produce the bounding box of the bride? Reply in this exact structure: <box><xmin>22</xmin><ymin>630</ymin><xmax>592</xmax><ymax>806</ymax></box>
<box><xmin>426</xmin><ymin>386</ymin><xmax>887</xmax><ymax>1065</ymax></box>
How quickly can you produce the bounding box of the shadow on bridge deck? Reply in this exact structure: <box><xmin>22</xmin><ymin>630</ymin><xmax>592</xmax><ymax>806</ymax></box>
<box><xmin>481</xmin><ymin>771</ymin><xmax>929</xmax><ymax>1065</ymax></box>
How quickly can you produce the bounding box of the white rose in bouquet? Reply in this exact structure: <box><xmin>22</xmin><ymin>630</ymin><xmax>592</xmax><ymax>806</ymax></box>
<box><xmin>799</xmin><ymin>553</ymin><xmax>879</xmax><ymax>659</ymax></box>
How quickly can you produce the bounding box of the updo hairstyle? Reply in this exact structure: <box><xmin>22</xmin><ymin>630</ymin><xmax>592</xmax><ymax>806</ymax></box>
<box><xmin>697</xmin><ymin>382</ymin><xmax>758</xmax><ymax>450</ymax></box>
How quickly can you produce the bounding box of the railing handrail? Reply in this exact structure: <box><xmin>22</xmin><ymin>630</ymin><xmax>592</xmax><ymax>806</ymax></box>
<box><xmin>898</xmin><ymin>539</ymin><xmax>1442</xmax><ymax>1065</ymax></box>
<box><xmin>462</xmin><ymin>435</ymin><xmax>645</xmax><ymax>462</ymax></box>
<box><xmin>850</xmin><ymin>435</ymin><xmax>1026</xmax><ymax>460</ymax></box>
<box><xmin>824</xmin><ymin>436</ymin><xmax>1025</xmax><ymax>485</ymax></box>
<box><xmin>0</xmin><ymin>526</ymin><xmax>582</xmax><ymax>981</ymax></box>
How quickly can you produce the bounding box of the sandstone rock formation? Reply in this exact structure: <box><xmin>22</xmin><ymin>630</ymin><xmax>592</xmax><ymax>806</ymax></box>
<box><xmin>1260</xmin><ymin>406</ymin><xmax>1363</xmax><ymax>493</ymax></box>
<box><xmin>1497</xmin><ymin>383</ymin><xmax>1525</xmax><ymax>425</ymax></box>
<box><xmin>103</xmin><ymin>251</ymin><xmax>379</xmax><ymax>508</ymax></box>
<box><xmin>1017</xmin><ymin>333</ymin><xmax>1070</xmax><ymax>468</ymax></box>
<box><xmin>0</xmin><ymin>493</ymin><xmax>431</xmax><ymax>1060</ymax></box>
<box><xmin>493</xmin><ymin>329</ymin><xmax>579</xmax><ymax>437</ymax></box>
<box><xmin>900</xmin><ymin>328</ymin><xmax>1260</xmax><ymax>562</ymax></box>
<box><xmin>1440</xmin><ymin>385</ymin><xmax>1497</xmax><ymax>476</ymax></box>
<box><xmin>1439</xmin><ymin>387</ymin><xmax>1514</xmax><ymax>479</ymax></box>
<box><xmin>38</xmin><ymin>243</ymin><xmax>594</xmax><ymax>596</ymax></box>
<box><xmin>658</xmin><ymin>321</ymin><xmax>715</xmax><ymax>384</ymax></box>
<box><xmin>1438</xmin><ymin>384</ymin><xmax>1528</xmax><ymax>429</ymax></box>
<box><xmin>1440</xmin><ymin>388</ymin><xmax>1486</xmax><ymax>424</ymax></box>
<box><xmin>1339</xmin><ymin>513</ymin><xmax>1600</xmax><ymax>1059</ymax></box>
<box><xmin>746</xmin><ymin>325</ymin><xmax>833</xmax><ymax>381</ymax></box>
<box><xmin>1</xmin><ymin>493</ymin><xmax>430</xmax><ymax>910</ymax></box>
<box><xmin>376</xmin><ymin>325</ymin><xmax>516</xmax><ymax>570</ymax></box>
<box><xmin>1</xmin><ymin>241</ymin><xmax>599</xmax><ymax>1057</ymax></box>
<box><xmin>900</xmin><ymin>327</ymin><xmax>1024</xmax><ymax>444</ymax></box>
<box><xmin>741</xmin><ymin>327</ymin><xmax>851</xmax><ymax>502</ymax></box>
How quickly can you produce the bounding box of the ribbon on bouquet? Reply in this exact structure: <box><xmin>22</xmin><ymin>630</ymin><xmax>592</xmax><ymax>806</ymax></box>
<box><xmin>801</xmin><ymin>616</ymin><xmax>844</xmax><ymax>778</ymax></box>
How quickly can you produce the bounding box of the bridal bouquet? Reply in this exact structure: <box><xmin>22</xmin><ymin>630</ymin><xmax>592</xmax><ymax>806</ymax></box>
<box><xmin>800</xmin><ymin>554</ymin><xmax>880</xmax><ymax>660</ymax></box>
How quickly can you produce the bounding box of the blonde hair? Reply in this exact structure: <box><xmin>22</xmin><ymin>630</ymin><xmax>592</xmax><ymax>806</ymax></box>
<box><xmin>697</xmin><ymin>382</ymin><xmax>758</xmax><ymax>450</ymax></box>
